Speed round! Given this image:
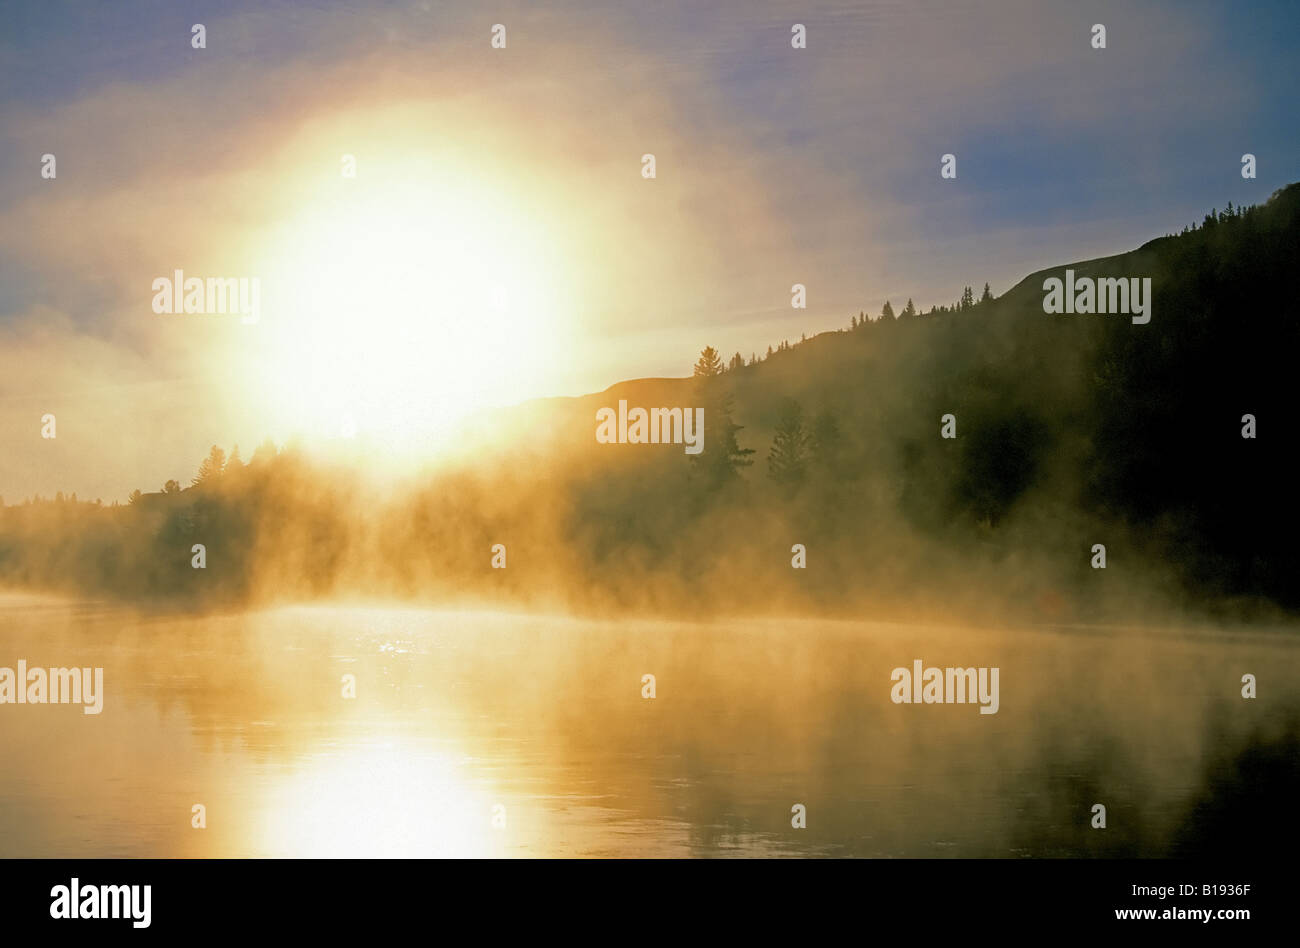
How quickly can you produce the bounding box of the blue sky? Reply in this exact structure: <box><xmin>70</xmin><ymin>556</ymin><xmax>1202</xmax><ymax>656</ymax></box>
<box><xmin>1</xmin><ymin>0</ymin><xmax>1298</xmax><ymax>498</ymax></box>
<box><xmin>4</xmin><ymin>0</ymin><xmax>1298</xmax><ymax>318</ymax></box>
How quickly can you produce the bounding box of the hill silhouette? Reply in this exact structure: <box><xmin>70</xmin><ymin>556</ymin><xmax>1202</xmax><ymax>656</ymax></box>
<box><xmin>3</xmin><ymin>184</ymin><xmax>1299</xmax><ymax>623</ymax></box>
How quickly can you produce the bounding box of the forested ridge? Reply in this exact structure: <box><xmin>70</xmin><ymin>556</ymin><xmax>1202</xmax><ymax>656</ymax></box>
<box><xmin>3</xmin><ymin>185</ymin><xmax>1297</xmax><ymax>624</ymax></box>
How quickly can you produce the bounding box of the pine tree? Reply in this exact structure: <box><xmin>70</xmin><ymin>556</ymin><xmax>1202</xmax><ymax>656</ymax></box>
<box><xmin>901</xmin><ymin>298</ymin><xmax>917</xmax><ymax>318</ymax></box>
<box><xmin>690</xmin><ymin>391</ymin><xmax>755</xmax><ymax>490</ymax></box>
<box><xmin>693</xmin><ymin>346</ymin><xmax>723</xmax><ymax>377</ymax></box>
<box><xmin>251</xmin><ymin>438</ymin><xmax>278</xmax><ymax>466</ymax></box>
<box><xmin>881</xmin><ymin>300</ymin><xmax>895</xmax><ymax>321</ymax></box>
<box><xmin>193</xmin><ymin>445</ymin><xmax>226</xmax><ymax>486</ymax></box>
<box><xmin>767</xmin><ymin>399</ymin><xmax>808</xmax><ymax>488</ymax></box>
<box><xmin>809</xmin><ymin>409</ymin><xmax>844</xmax><ymax>473</ymax></box>
<box><xmin>980</xmin><ymin>282</ymin><xmax>993</xmax><ymax>303</ymax></box>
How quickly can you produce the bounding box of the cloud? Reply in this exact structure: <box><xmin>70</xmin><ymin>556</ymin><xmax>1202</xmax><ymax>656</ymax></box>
<box><xmin>0</xmin><ymin>0</ymin><xmax>1282</xmax><ymax>499</ymax></box>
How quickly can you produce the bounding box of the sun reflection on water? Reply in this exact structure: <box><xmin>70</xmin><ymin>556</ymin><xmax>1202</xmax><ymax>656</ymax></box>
<box><xmin>257</xmin><ymin>741</ymin><xmax>501</xmax><ymax>858</ymax></box>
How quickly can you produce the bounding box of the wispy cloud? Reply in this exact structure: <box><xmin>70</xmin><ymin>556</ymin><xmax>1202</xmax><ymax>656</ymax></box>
<box><xmin>1</xmin><ymin>0</ymin><xmax>1296</xmax><ymax>498</ymax></box>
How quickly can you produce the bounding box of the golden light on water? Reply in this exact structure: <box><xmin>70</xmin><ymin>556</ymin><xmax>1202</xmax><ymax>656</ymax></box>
<box><xmin>258</xmin><ymin>741</ymin><xmax>501</xmax><ymax>858</ymax></box>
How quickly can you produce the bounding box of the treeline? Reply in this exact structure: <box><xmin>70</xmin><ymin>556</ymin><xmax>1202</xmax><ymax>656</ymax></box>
<box><xmin>564</xmin><ymin>184</ymin><xmax>1300</xmax><ymax>620</ymax></box>
<box><xmin>705</xmin><ymin>284</ymin><xmax>997</xmax><ymax>377</ymax></box>
<box><xmin>3</xmin><ymin>185</ymin><xmax>1298</xmax><ymax>622</ymax></box>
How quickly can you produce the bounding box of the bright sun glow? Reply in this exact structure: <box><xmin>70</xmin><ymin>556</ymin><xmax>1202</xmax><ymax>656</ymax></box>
<box><xmin>256</xmin><ymin>740</ymin><xmax>501</xmax><ymax>857</ymax></box>
<box><xmin>251</xmin><ymin>161</ymin><xmax>574</xmax><ymax>460</ymax></box>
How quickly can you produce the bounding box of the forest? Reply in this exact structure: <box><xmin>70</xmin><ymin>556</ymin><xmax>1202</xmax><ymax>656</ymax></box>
<box><xmin>3</xmin><ymin>184</ymin><xmax>1297</xmax><ymax>625</ymax></box>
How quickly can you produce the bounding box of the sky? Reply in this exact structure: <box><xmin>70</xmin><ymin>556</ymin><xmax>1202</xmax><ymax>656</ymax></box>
<box><xmin>1</xmin><ymin>0</ymin><xmax>1298</xmax><ymax>501</ymax></box>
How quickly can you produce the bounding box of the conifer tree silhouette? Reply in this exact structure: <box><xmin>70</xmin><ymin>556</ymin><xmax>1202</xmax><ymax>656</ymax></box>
<box><xmin>767</xmin><ymin>399</ymin><xmax>808</xmax><ymax>490</ymax></box>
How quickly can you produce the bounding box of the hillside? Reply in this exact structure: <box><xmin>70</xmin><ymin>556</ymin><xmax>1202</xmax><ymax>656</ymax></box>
<box><xmin>3</xmin><ymin>184</ymin><xmax>1299</xmax><ymax>622</ymax></box>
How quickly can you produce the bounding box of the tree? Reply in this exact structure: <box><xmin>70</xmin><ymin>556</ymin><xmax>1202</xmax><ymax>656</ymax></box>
<box><xmin>693</xmin><ymin>346</ymin><xmax>723</xmax><ymax>378</ymax></box>
<box><xmin>728</xmin><ymin>352</ymin><xmax>744</xmax><ymax>372</ymax></box>
<box><xmin>251</xmin><ymin>438</ymin><xmax>278</xmax><ymax>466</ymax></box>
<box><xmin>980</xmin><ymin>282</ymin><xmax>993</xmax><ymax>303</ymax></box>
<box><xmin>809</xmin><ymin>409</ymin><xmax>844</xmax><ymax>473</ymax></box>
<box><xmin>881</xmin><ymin>300</ymin><xmax>895</xmax><ymax>321</ymax></box>
<box><xmin>193</xmin><ymin>445</ymin><xmax>226</xmax><ymax>486</ymax></box>
<box><xmin>690</xmin><ymin>391</ymin><xmax>754</xmax><ymax>490</ymax></box>
<box><xmin>163</xmin><ymin>480</ymin><xmax>181</xmax><ymax>494</ymax></box>
<box><xmin>766</xmin><ymin>345</ymin><xmax>774</xmax><ymax>359</ymax></box>
<box><xmin>961</xmin><ymin>285</ymin><xmax>975</xmax><ymax>310</ymax></box>
<box><xmin>901</xmin><ymin>298</ymin><xmax>917</xmax><ymax>318</ymax></box>
<box><xmin>128</xmin><ymin>489</ymin><xmax>143</xmax><ymax>505</ymax></box>
<box><xmin>227</xmin><ymin>444</ymin><xmax>244</xmax><ymax>471</ymax></box>
<box><xmin>767</xmin><ymin>399</ymin><xmax>808</xmax><ymax>489</ymax></box>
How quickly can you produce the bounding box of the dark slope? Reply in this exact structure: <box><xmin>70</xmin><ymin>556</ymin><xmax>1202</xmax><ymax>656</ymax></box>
<box><xmin>498</xmin><ymin>183</ymin><xmax>1300</xmax><ymax>617</ymax></box>
<box><xmin>3</xmin><ymin>186</ymin><xmax>1298</xmax><ymax>619</ymax></box>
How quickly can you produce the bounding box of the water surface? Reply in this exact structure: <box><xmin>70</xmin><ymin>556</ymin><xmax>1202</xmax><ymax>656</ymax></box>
<box><xmin>1</xmin><ymin>597</ymin><xmax>1295</xmax><ymax>857</ymax></box>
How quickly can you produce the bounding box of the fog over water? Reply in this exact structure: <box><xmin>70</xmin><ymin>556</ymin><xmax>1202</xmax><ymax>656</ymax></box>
<box><xmin>2</xmin><ymin>597</ymin><xmax>1294</xmax><ymax>857</ymax></box>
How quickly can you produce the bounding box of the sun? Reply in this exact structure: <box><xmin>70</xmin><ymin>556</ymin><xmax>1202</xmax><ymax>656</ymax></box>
<box><xmin>249</xmin><ymin>160</ymin><xmax>573</xmax><ymax>460</ymax></box>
